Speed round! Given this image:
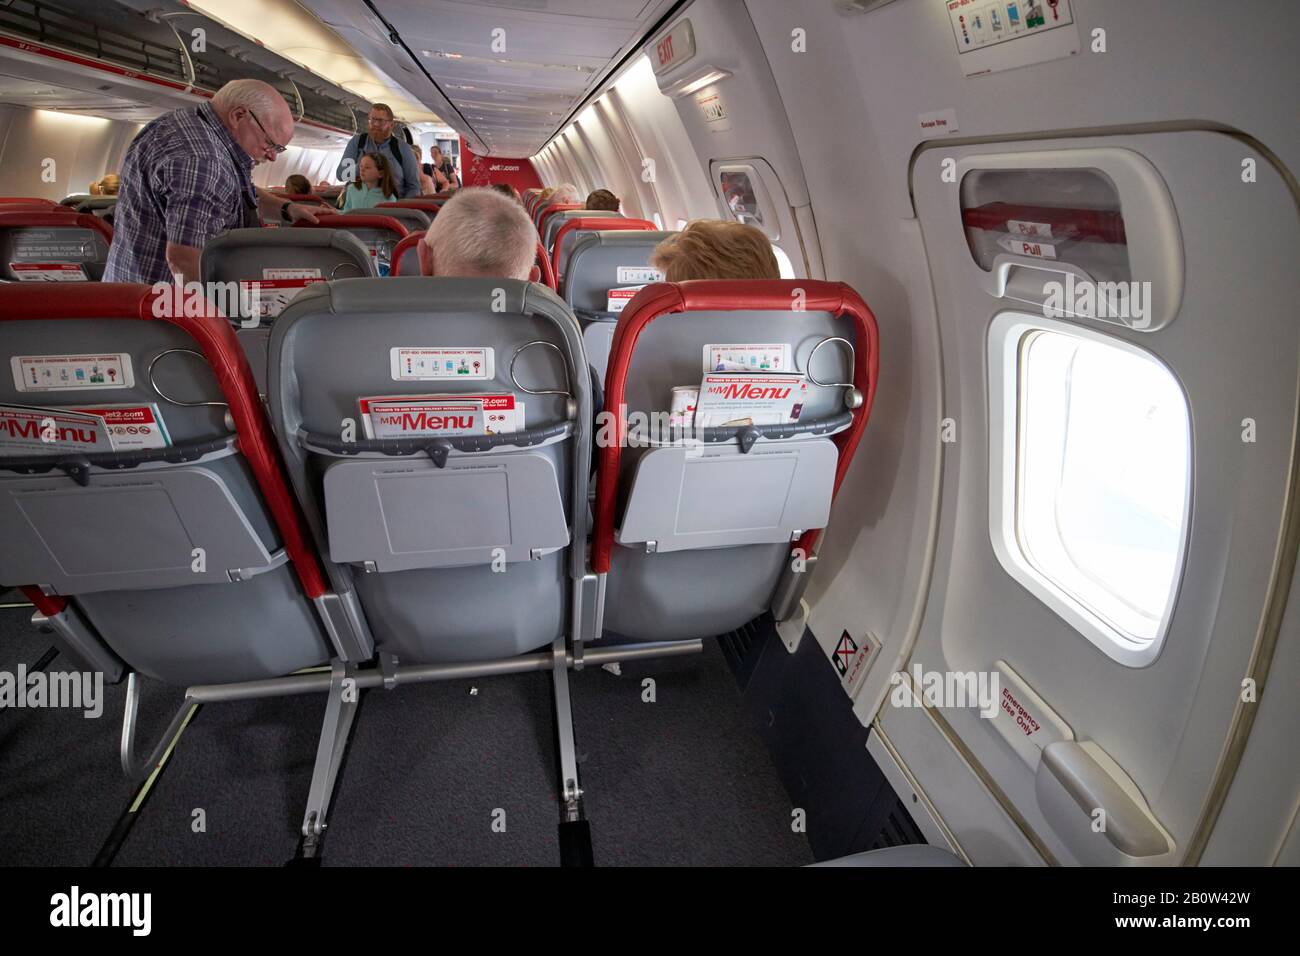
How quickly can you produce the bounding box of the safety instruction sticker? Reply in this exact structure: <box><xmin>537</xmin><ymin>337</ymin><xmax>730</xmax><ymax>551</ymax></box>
<box><xmin>358</xmin><ymin>394</ymin><xmax>524</xmax><ymax>439</ymax></box>
<box><xmin>833</xmin><ymin>630</ymin><xmax>880</xmax><ymax>696</ymax></box>
<box><xmin>12</xmin><ymin>353</ymin><xmax>134</xmax><ymax>392</ymax></box>
<box><xmin>704</xmin><ymin>343</ymin><xmax>794</xmax><ymax>373</ymax></box>
<box><xmin>694</xmin><ymin>372</ymin><xmax>809</xmax><ymax>427</ymax></box>
<box><xmin>237</xmin><ymin>267</ymin><xmax>326</xmax><ymax>319</ymax></box>
<box><xmin>1007</xmin><ymin>218</ymin><xmax>1054</xmax><ymax>238</ymax></box>
<box><xmin>390</xmin><ymin>347</ymin><xmax>493</xmax><ymax>381</ymax></box>
<box><xmin>946</xmin><ymin>0</ymin><xmax>1079</xmax><ymax>77</ymax></box>
<box><xmin>607</xmin><ymin>286</ymin><xmax>644</xmax><ymax>313</ymax></box>
<box><xmin>68</xmin><ymin>404</ymin><xmax>170</xmax><ymax>451</ymax></box>
<box><xmin>616</xmin><ymin>266</ymin><xmax>663</xmax><ymax>284</ymax></box>
<box><xmin>997</xmin><ymin>234</ymin><xmax>1058</xmax><ymax>259</ymax></box>
<box><xmin>8</xmin><ymin>262</ymin><xmax>88</xmax><ymax>281</ymax></box>
<box><xmin>10</xmin><ymin>232</ymin><xmax>97</xmax><ymax>261</ymax></box>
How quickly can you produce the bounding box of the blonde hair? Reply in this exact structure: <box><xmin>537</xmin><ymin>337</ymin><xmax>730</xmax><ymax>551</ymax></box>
<box><xmin>422</xmin><ymin>187</ymin><xmax>536</xmax><ymax>279</ymax></box>
<box><xmin>538</xmin><ymin>187</ymin><xmax>556</xmax><ymax>202</ymax></box>
<box><xmin>651</xmin><ymin>220</ymin><xmax>780</xmax><ymax>282</ymax></box>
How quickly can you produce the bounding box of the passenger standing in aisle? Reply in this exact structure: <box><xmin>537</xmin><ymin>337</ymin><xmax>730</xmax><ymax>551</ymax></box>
<box><xmin>335</xmin><ymin>103</ymin><xmax>421</xmax><ymax>199</ymax></box>
<box><xmin>105</xmin><ymin>79</ymin><xmax>320</xmax><ymax>285</ymax></box>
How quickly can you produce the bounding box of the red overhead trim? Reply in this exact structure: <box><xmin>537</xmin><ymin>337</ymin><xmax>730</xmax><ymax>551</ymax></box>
<box><xmin>0</xmin><ymin>210</ymin><xmax>113</xmax><ymax>245</ymax></box>
<box><xmin>551</xmin><ymin>217</ymin><xmax>655</xmax><ymax>280</ymax></box>
<box><xmin>0</xmin><ymin>283</ymin><xmax>329</xmax><ymax>600</ymax></box>
<box><xmin>0</xmin><ymin>35</ymin><xmax>355</xmax><ymax>137</ymax></box>
<box><xmin>591</xmin><ymin>280</ymin><xmax>880</xmax><ymax>574</ymax></box>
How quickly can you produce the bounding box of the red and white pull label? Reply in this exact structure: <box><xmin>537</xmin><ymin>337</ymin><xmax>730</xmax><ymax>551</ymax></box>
<box><xmin>9</xmin><ymin>262</ymin><xmax>87</xmax><ymax>281</ymax></box>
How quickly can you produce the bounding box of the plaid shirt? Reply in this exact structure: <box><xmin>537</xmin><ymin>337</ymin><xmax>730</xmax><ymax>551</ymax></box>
<box><xmin>104</xmin><ymin>102</ymin><xmax>259</xmax><ymax>284</ymax></box>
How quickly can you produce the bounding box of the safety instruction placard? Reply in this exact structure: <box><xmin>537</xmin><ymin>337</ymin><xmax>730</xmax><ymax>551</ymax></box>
<box><xmin>704</xmin><ymin>343</ymin><xmax>794</xmax><ymax>373</ymax></box>
<box><xmin>8</xmin><ymin>262</ymin><xmax>88</xmax><ymax>282</ymax></box>
<box><xmin>616</xmin><ymin>266</ymin><xmax>663</xmax><ymax>284</ymax></box>
<box><xmin>694</xmin><ymin>372</ymin><xmax>809</xmax><ymax>427</ymax></box>
<box><xmin>390</xmin><ymin>347</ymin><xmax>493</xmax><ymax>381</ymax></box>
<box><xmin>12</xmin><ymin>353</ymin><xmax>134</xmax><ymax>392</ymax></box>
<box><xmin>10</xmin><ymin>232</ymin><xmax>97</xmax><ymax>261</ymax></box>
<box><xmin>358</xmin><ymin>394</ymin><xmax>524</xmax><ymax>439</ymax></box>
<box><xmin>607</xmin><ymin>286</ymin><xmax>644</xmax><ymax>313</ymax></box>
<box><xmin>237</xmin><ymin>267</ymin><xmax>326</xmax><ymax>319</ymax></box>
<box><xmin>69</xmin><ymin>404</ymin><xmax>170</xmax><ymax>451</ymax></box>
<box><xmin>945</xmin><ymin>0</ymin><xmax>1078</xmax><ymax>77</ymax></box>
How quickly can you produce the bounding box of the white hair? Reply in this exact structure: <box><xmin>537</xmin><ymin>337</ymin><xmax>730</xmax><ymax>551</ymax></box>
<box><xmin>211</xmin><ymin>79</ymin><xmax>289</xmax><ymax>121</ymax></box>
<box><xmin>423</xmin><ymin>187</ymin><xmax>536</xmax><ymax>279</ymax></box>
<box><xmin>550</xmin><ymin>182</ymin><xmax>581</xmax><ymax>204</ymax></box>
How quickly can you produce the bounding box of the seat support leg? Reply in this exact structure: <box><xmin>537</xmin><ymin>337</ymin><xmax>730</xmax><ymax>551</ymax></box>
<box><xmin>551</xmin><ymin>636</ymin><xmax>593</xmax><ymax>866</ymax></box>
<box><xmin>293</xmin><ymin>660</ymin><xmax>359</xmax><ymax>864</ymax></box>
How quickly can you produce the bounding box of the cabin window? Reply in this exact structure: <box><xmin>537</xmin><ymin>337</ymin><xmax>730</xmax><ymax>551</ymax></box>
<box><xmin>989</xmin><ymin>314</ymin><xmax>1190</xmax><ymax>665</ymax></box>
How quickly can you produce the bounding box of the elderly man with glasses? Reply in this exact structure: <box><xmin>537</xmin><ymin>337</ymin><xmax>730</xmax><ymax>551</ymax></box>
<box><xmin>335</xmin><ymin>102</ymin><xmax>421</xmax><ymax>200</ymax></box>
<box><xmin>105</xmin><ymin>79</ymin><xmax>320</xmax><ymax>286</ymax></box>
<box><xmin>104</xmin><ymin>77</ymin><xmax>322</xmax><ymax>287</ymax></box>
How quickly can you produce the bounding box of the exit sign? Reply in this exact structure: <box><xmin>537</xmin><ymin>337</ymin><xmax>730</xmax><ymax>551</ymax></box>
<box><xmin>651</xmin><ymin>19</ymin><xmax>695</xmax><ymax>75</ymax></box>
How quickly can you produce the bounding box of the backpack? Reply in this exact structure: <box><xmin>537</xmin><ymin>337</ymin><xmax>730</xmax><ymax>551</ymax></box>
<box><xmin>356</xmin><ymin>133</ymin><xmax>405</xmax><ymax>169</ymax></box>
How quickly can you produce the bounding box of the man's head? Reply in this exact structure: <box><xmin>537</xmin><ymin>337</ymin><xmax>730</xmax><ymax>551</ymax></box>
<box><xmin>585</xmin><ymin>188</ymin><xmax>620</xmax><ymax>212</ymax></box>
<box><xmin>212</xmin><ymin>80</ymin><xmax>295</xmax><ymax>163</ymax></box>
<box><xmin>650</xmin><ymin>220</ymin><xmax>780</xmax><ymax>282</ymax></box>
<box><xmin>549</xmin><ymin>182</ymin><xmax>581</xmax><ymax>204</ymax></box>
<box><xmin>367</xmin><ymin>103</ymin><xmax>395</xmax><ymax>143</ymax></box>
<box><xmin>418</xmin><ymin>187</ymin><xmax>536</xmax><ymax>279</ymax></box>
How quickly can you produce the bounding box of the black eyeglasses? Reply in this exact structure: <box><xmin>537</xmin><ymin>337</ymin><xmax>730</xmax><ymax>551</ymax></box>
<box><xmin>247</xmin><ymin>109</ymin><xmax>286</xmax><ymax>155</ymax></box>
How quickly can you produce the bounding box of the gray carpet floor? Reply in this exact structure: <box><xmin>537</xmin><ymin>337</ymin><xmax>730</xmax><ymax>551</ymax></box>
<box><xmin>0</xmin><ymin>600</ymin><xmax>812</xmax><ymax>867</ymax></box>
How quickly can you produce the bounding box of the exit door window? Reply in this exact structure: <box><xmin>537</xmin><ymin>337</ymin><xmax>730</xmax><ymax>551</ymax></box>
<box><xmin>990</xmin><ymin>315</ymin><xmax>1191</xmax><ymax>665</ymax></box>
<box><xmin>720</xmin><ymin>170</ymin><xmax>765</xmax><ymax>228</ymax></box>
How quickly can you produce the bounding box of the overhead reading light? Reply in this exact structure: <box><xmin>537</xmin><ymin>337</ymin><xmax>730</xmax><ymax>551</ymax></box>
<box><xmin>673</xmin><ymin>68</ymin><xmax>732</xmax><ymax>97</ymax></box>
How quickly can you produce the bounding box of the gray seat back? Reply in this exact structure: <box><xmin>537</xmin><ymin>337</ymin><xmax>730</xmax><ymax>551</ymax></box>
<box><xmin>603</xmin><ymin>303</ymin><xmax>856</xmax><ymax>641</ymax></box>
<box><xmin>0</xmin><ymin>220</ymin><xmax>112</xmax><ymax>282</ymax></box>
<box><xmin>347</xmin><ymin>205</ymin><xmax>431</xmax><ymax>231</ymax></box>
<box><xmin>542</xmin><ymin>208</ymin><xmax>620</xmax><ymax>255</ymax></box>
<box><xmin>202</xmin><ymin>228</ymin><xmax>376</xmax><ymax>392</ymax></box>
<box><xmin>268</xmin><ymin>277</ymin><xmax>591</xmax><ymax>663</ymax></box>
<box><xmin>0</xmin><ymin>300</ymin><xmax>331</xmax><ymax>685</ymax></box>
<box><xmin>564</xmin><ymin>231</ymin><xmax>672</xmax><ymax>380</ymax></box>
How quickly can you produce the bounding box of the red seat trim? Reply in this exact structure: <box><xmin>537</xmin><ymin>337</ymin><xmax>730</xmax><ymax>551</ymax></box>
<box><xmin>390</xmin><ymin>230</ymin><xmax>425</xmax><ymax>276</ymax></box>
<box><xmin>535</xmin><ymin>240</ymin><xmax>556</xmax><ymax>291</ymax></box>
<box><xmin>20</xmin><ymin>586</ymin><xmax>67</xmax><ymax>617</ymax></box>
<box><xmin>1</xmin><ymin>283</ymin><xmax>329</xmax><ymax>600</ymax></box>
<box><xmin>591</xmin><ymin>279</ymin><xmax>880</xmax><ymax>574</ymax></box>
<box><xmin>536</xmin><ymin>202</ymin><xmax>582</xmax><ymax>235</ymax></box>
<box><xmin>378</xmin><ymin>200</ymin><xmax>440</xmax><ymax>217</ymax></box>
<box><xmin>0</xmin><ymin>196</ymin><xmax>58</xmax><ymax>206</ymax></box>
<box><xmin>293</xmin><ymin>212</ymin><xmax>409</xmax><ymax>238</ymax></box>
<box><xmin>551</xmin><ymin>217</ymin><xmax>655</xmax><ymax>282</ymax></box>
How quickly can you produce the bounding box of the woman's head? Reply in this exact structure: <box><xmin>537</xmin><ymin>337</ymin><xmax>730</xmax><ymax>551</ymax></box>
<box><xmin>650</xmin><ymin>220</ymin><xmax>780</xmax><ymax>282</ymax></box>
<box><xmin>356</xmin><ymin>152</ymin><xmax>397</xmax><ymax>197</ymax></box>
<box><xmin>585</xmin><ymin>189</ymin><xmax>620</xmax><ymax>212</ymax></box>
<box><xmin>285</xmin><ymin>173</ymin><xmax>311</xmax><ymax>195</ymax></box>
<box><xmin>431</xmin><ymin>146</ymin><xmax>444</xmax><ymax>164</ymax></box>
